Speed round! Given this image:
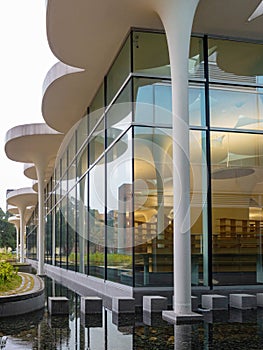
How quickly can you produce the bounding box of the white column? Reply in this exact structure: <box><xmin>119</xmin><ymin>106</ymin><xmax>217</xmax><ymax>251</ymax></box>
<box><xmin>174</xmin><ymin>324</ymin><xmax>193</xmax><ymax>350</ymax></box>
<box><xmin>153</xmin><ymin>0</ymin><xmax>200</xmax><ymax>316</ymax></box>
<box><xmin>36</xmin><ymin>163</ymin><xmax>46</xmax><ymax>276</ymax></box>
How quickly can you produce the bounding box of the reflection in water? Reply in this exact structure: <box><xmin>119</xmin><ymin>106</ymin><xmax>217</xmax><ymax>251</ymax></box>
<box><xmin>1</xmin><ymin>279</ymin><xmax>263</xmax><ymax>348</ymax></box>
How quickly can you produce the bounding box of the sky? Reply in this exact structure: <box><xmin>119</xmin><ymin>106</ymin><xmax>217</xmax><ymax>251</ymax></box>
<box><xmin>0</xmin><ymin>1</ymin><xmax>57</xmax><ymax>211</ymax></box>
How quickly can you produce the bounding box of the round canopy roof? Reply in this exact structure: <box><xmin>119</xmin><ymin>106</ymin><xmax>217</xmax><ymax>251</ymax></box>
<box><xmin>6</xmin><ymin>188</ymin><xmax>38</xmax><ymax>211</ymax></box>
<box><xmin>5</xmin><ymin>123</ymin><xmax>64</xmax><ymax>170</ymax></box>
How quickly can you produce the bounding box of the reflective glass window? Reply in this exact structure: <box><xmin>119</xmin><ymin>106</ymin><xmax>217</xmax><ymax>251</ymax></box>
<box><xmin>89</xmin><ymin>118</ymin><xmax>105</xmax><ymax>166</ymax></box>
<box><xmin>189</xmin><ymin>83</ymin><xmax>206</xmax><ymax>126</ymax></box>
<box><xmin>134</xmin><ymin>127</ymin><xmax>173</xmax><ymax>287</ymax></box>
<box><xmin>189</xmin><ymin>36</ymin><xmax>205</xmax><ymax>80</ymax></box>
<box><xmin>77</xmin><ymin>115</ymin><xmax>88</xmax><ymax>150</ymax></box>
<box><xmin>68</xmin><ymin>131</ymin><xmax>76</xmax><ymax>166</ymax></box>
<box><xmin>133</xmin><ymin>31</ymin><xmax>170</xmax><ymax>77</ymax></box>
<box><xmin>133</xmin><ymin>32</ymin><xmax>204</xmax><ymax>79</ymax></box>
<box><xmin>89</xmin><ymin>82</ymin><xmax>105</xmax><ymax>135</ymax></box>
<box><xmin>208</xmin><ymin>38</ymin><xmax>263</xmax><ymax>85</ymax></box>
<box><xmin>133</xmin><ymin>78</ymin><xmax>172</xmax><ymax>125</ymax></box>
<box><xmin>210</xmin><ymin>86</ymin><xmax>263</xmax><ymax>130</ymax></box>
<box><xmin>67</xmin><ymin>187</ymin><xmax>77</xmax><ymax>271</ymax></box>
<box><xmin>77</xmin><ymin>146</ymin><xmax>88</xmax><ymax>180</ymax></box>
<box><xmin>89</xmin><ymin>157</ymin><xmax>105</xmax><ymax>279</ymax></box>
<box><xmin>106</xmin><ymin>80</ymin><xmax>132</xmax><ymax>148</ymax></box>
<box><xmin>190</xmin><ymin>130</ymin><xmax>208</xmax><ymax>286</ymax></box>
<box><xmin>55</xmin><ymin>205</ymin><xmax>61</xmax><ymax>267</ymax></box>
<box><xmin>77</xmin><ymin>175</ymin><xmax>88</xmax><ymax>274</ymax></box>
<box><xmin>107</xmin><ymin>36</ymin><xmax>131</xmax><ymax>105</ymax></box>
<box><xmin>211</xmin><ymin>131</ymin><xmax>263</xmax><ymax>285</ymax></box>
<box><xmin>106</xmin><ymin>129</ymin><xmax>133</xmax><ymax>285</ymax></box>
<box><xmin>60</xmin><ymin>197</ymin><xmax>68</xmax><ymax>269</ymax></box>
<box><xmin>45</xmin><ymin>212</ymin><xmax>52</xmax><ymax>265</ymax></box>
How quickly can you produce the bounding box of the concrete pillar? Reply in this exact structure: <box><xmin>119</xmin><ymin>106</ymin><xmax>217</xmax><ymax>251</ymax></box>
<box><xmin>36</xmin><ymin>163</ymin><xmax>46</xmax><ymax>276</ymax></box>
<box><xmin>174</xmin><ymin>324</ymin><xmax>193</xmax><ymax>350</ymax></box>
<box><xmin>152</xmin><ymin>0</ymin><xmax>201</xmax><ymax>319</ymax></box>
<box><xmin>7</xmin><ymin>189</ymin><xmax>37</xmax><ymax>264</ymax></box>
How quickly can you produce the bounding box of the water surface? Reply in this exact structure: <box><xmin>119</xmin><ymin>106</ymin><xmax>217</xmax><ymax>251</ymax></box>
<box><xmin>0</xmin><ymin>279</ymin><xmax>263</xmax><ymax>349</ymax></box>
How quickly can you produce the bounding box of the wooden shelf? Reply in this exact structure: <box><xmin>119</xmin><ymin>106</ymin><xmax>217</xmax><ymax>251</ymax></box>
<box><xmin>214</xmin><ymin>218</ymin><xmax>263</xmax><ymax>255</ymax></box>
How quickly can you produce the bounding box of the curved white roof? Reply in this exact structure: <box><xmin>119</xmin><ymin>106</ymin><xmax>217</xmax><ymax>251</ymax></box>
<box><xmin>42</xmin><ymin>0</ymin><xmax>263</xmax><ymax>133</ymax></box>
<box><xmin>5</xmin><ymin>123</ymin><xmax>64</xmax><ymax>165</ymax></box>
<box><xmin>6</xmin><ymin>188</ymin><xmax>38</xmax><ymax>210</ymax></box>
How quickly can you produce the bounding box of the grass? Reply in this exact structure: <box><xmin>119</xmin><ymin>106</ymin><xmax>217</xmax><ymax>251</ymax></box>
<box><xmin>0</xmin><ymin>258</ymin><xmax>35</xmax><ymax>296</ymax></box>
<box><xmin>68</xmin><ymin>252</ymin><xmax>132</xmax><ymax>266</ymax></box>
<box><xmin>0</xmin><ymin>274</ymin><xmax>22</xmax><ymax>294</ymax></box>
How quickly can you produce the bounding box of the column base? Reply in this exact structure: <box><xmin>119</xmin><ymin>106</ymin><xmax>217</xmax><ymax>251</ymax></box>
<box><xmin>162</xmin><ymin>310</ymin><xmax>203</xmax><ymax>324</ymax></box>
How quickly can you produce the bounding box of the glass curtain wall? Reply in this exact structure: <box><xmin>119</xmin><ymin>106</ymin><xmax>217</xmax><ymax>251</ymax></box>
<box><xmin>76</xmin><ymin>136</ymin><xmax>88</xmax><ymax>274</ymax></box>
<box><xmin>68</xmin><ymin>187</ymin><xmax>77</xmax><ymax>271</ymax></box>
<box><xmin>42</xmin><ymin>29</ymin><xmax>263</xmax><ymax>288</ymax></box>
<box><xmin>45</xmin><ymin>180</ymin><xmax>53</xmax><ymax>264</ymax></box>
<box><xmin>26</xmin><ymin>208</ymin><xmax>38</xmax><ymax>260</ymax></box>
<box><xmin>134</xmin><ymin>127</ymin><xmax>173</xmax><ymax>286</ymax></box>
<box><xmin>89</xmin><ymin>157</ymin><xmax>105</xmax><ymax>279</ymax></box>
<box><xmin>209</xmin><ymin>38</ymin><xmax>263</xmax><ymax>285</ymax></box>
<box><xmin>106</xmin><ymin>129</ymin><xmax>133</xmax><ymax>285</ymax></box>
<box><xmin>42</xmin><ymin>30</ymin><xmax>207</xmax><ymax>288</ymax></box>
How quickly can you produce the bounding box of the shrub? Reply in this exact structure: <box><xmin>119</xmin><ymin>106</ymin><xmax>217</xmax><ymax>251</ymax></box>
<box><xmin>0</xmin><ymin>252</ymin><xmax>13</xmax><ymax>262</ymax></box>
<box><xmin>0</xmin><ymin>261</ymin><xmax>18</xmax><ymax>283</ymax></box>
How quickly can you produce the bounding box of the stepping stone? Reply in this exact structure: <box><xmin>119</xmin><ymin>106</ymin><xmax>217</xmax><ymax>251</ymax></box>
<box><xmin>112</xmin><ymin>297</ymin><xmax>135</xmax><ymax>313</ymax></box>
<box><xmin>256</xmin><ymin>293</ymin><xmax>263</xmax><ymax>307</ymax></box>
<box><xmin>229</xmin><ymin>294</ymin><xmax>256</xmax><ymax>310</ymax></box>
<box><xmin>143</xmin><ymin>296</ymin><xmax>167</xmax><ymax>313</ymax></box>
<box><xmin>48</xmin><ymin>297</ymin><xmax>69</xmax><ymax>315</ymax></box>
<box><xmin>81</xmin><ymin>296</ymin><xmax>102</xmax><ymax>314</ymax></box>
<box><xmin>202</xmin><ymin>294</ymin><xmax>228</xmax><ymax>310</ymax></box>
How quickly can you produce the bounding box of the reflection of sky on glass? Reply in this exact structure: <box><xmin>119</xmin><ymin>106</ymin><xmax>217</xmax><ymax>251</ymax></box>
<box><xmin>210</xmin><ymin>88</ymin><xmax>263</xmax><ymax>129</ymax></box>
<box><xmin>135</xmin><ymin>83</ymin><xmax>205</xmax><ymax>126</ymax></box>
<box><xmin>189</xmin><ymin>86</ymin><xmax>205</xmax><ymax>126</ymax></box>
<box><xmin>257</xmin><ymin>76</ymin><xmax>263</xmax><ymax>86</ymax></box>
<box><xmin>135</xmin><ymin>83</ymin><xmax>172</xmax><ymax>124</ymax></box>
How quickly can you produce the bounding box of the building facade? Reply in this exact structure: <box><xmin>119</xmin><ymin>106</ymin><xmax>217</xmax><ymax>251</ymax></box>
<box><xmin>27</xmin><ymin>29</ymin><xmax>263</xmax><ymax>286</ymax></box>
<box><xmin>6</xmin><ymin>1</ymin><xmax>263</xmax><ymax>314</ymax></box>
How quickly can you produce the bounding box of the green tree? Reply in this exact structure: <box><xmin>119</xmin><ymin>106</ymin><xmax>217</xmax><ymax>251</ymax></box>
<box><xmin>0</xmin><ymin>208</ymin><xmax>16</xmax><ymax>250</ymax></box>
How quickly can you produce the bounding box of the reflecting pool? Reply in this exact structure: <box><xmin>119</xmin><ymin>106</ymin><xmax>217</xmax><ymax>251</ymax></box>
<box><xmin>0</xmin><ymin>279</ymin><xmax>263</xmax><ymax>349</ymax></box>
